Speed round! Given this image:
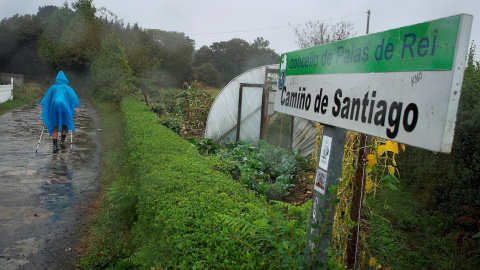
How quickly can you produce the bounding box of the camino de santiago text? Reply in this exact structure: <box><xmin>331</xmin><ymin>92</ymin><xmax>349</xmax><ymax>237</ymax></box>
<box><xmin>280</xmin><ymin>86</ymin><xmax>419</xmax><ymax>140</ymax></box>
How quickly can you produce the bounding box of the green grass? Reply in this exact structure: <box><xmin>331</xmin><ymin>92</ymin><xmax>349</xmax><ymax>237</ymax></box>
<box><xmin>80</xmin><ymin>100</ymin><xmax>137</xmax><ymax>269</ymax></box>
<box><xmin>0</xmin><ymin>83</ymin><xmax>43</xmax><ymax>115</ymax></box>
<box><xmin>365</xmin><ymin>184</ymin><xmax>479</xmax><ymax>269</ymax></box>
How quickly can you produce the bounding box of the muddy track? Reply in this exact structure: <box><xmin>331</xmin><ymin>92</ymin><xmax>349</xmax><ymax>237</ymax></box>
<box><xmin>0</xmin><ymin>95</ymin><xmax>101</xmax><ymax>270</ymax></box>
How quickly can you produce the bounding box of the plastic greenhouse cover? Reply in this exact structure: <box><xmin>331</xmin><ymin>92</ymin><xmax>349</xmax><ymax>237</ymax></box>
<box><xmin>205</xmin><ymin>65</ymin><xmax>317</xmax><ymax>156</ymax></box>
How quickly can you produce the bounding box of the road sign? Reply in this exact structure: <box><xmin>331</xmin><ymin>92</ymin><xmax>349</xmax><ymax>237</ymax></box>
<box><xmin>275</xmin><ymin>14</ymin><xmax>473</xmax><ymax>153</ymax></box>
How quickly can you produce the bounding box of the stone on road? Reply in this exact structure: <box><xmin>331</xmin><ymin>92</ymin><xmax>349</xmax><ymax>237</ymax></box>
<box><xmin>0</xmin><ymin>95</ymin><xmax>101</xmax><ymax>270</ymax></box>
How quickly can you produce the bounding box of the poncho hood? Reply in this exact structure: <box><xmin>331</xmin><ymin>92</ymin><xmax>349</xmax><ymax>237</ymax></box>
<box><xmin>55</xmin><ymin>71</ymin><xmax>69</xmax><ymax>85</ymax></box>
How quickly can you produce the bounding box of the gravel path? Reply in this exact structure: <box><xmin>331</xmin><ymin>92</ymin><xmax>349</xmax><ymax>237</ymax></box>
<box><xmin>0</xmin><ymin>95</ymin><xmax>101</xmax><ymax>270</ymax></box>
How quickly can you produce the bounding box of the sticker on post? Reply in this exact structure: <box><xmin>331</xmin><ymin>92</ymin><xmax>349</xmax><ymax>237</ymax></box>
<box><xmin>319</xmin><ymin>135</ymin><xmax>332</xmax><ymax>170</ymax></box>
<box><xmin>314</xmin><ymin>168</ymin><xmax>327</xmax><ymax>194</ymax></box>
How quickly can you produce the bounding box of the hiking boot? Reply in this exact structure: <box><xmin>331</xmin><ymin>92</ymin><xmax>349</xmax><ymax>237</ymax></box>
<box><xmin>60</xmin><ymin>141</ymin><xmax>66</xmax><ymax>150</ymax></box>
<box><xmin>53</xmin><ymin>145</ymin><xmax>59</xmax><ymax>153</ymax></box>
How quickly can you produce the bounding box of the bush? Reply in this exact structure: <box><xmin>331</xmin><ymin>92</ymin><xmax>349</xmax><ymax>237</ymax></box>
<box><xmin>117</xmin><ymin>98</ymin><xmax>309</xmax><ymax>269</ymax></box>
<box><xmin>195</xmin><ymin>62</ymin><xmax>221</xmax><ymax>87</ymax></box>
<box><xmin>158</xmin><ymin>116</ymin><xmax>181</xmax><ymax>134</ymax></box>
<box><xmin>395</xmin><ymin>44</ymin><xmax>480</xmax><ymax>266</ymax></box>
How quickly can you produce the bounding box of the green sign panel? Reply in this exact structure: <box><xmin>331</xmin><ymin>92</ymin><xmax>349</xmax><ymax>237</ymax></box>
<box><xmin>280</xmin><ymin>15</ymin><xmax>460</xmax><ymax>76</ymax></box>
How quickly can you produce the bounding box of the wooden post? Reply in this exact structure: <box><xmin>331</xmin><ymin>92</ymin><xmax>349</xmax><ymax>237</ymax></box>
<box><xmin>347</xmin><ymin>133</ymin><xmax>368</xmax><ymax>268</ymax></box>
<box><xmin>279</xmin><ymin>115</ymin><xmax>284</xmax><ymax>147</ymax></box>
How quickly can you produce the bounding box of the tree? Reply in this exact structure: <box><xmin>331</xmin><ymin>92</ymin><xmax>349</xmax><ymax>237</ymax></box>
<box><xmin>37</xmin><ymin>0</ymin><xmax>103</xmax><ymax>71</ymax></box>
<box><xmin>37</xmin><ymin>5</ymin><xmax>59</xmax><ymax>21</ymax></box>
<box><xmin>195</xmin><ymin>63</ymin><xmax>220</xmax><ymax>87</ymax></box>
<box><xmin>146</xmin><ymin>29</ymin><xmax>195</xmax><ymax>88</ymax></box>
<box><xmin>293</xmin><ymin>20</ymin><xmax>356</xmax><ymax>48</ymax></box>
<box><xmin>37</xmin><ymin>3</ymin><xmax>73</xmax><ymax>69</ymax></box>
<box><xmin>252</xmin><ymin>37</ymin><xmax>269</xmax><ymax>49</ymax></box>
<box><xmin>90</xmin><ymin>33</ymin><xmax>134</xmax><ymax>102</ymax></box>
<box><xmin>210</xmin><ymin>38</ymin><xmax>250</xmax><ymax>83</ymax></box>
<box><xmin>244</xmin><ymin>37</ymin><xmax>279</xmax><ymax>71</ymax></box>
<box><xmin>200</xmin><ymin>38</ymin><xmax>279</xmax><ymax>84</ymax></box>
<box><xmin>120</xmin><ymin>28</ymin><xmax>160</xmax><ymax>79</ymax></box>
<box><xmin>57</xmin><ymin>0</ymin><xmax>102</xmax><ymax>70</ymax></box>
<box><xmin>192</xmin><ymin>45</ymin><xmax>213</xmax><ymax>68</ymax></box>
<box><xmin>0</xmin><ymin>14</ymin><xmax>46</xmax><ymax>79</ymax></box>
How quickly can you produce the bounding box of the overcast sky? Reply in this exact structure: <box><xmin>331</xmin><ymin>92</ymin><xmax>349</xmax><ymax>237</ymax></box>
<box><xmin>1</xmin><ymin>0</ymin><xmax>478</xmax><ymax>58</ymax></box>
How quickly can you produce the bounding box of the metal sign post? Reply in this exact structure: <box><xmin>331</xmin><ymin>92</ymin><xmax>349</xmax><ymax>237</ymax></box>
<box><xmin>304</xmin><ymin>125</ymin><xmax>346</xmax><ymax>268</ymax></box>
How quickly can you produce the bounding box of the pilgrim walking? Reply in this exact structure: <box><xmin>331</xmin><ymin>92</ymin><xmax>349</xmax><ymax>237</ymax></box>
<box><xmin>40</xmin><ymin>71</ymin><xmax>80</xmax><ymax>153</ymax></box>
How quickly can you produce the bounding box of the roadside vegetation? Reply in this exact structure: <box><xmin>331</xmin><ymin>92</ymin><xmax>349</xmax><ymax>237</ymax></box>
<box><xmin>0</xmin><ymin>83</ymin><xmax>43</xmax><ymax>115</ymax></box>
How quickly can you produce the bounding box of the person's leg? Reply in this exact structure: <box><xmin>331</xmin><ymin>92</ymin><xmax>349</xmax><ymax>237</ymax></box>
<box><xmin>52</xmin><ymin>126</ymin><xmax>58</xmax><ymax>140</ymax></box>
<box><xmin>61</xmin><ymin>125</ymin><xmax>67</xmax><ymax>136</ymax></box>
<box><xmin>60</xmin><ymin>125</ymin><xmax>67</xmax><ymax>149</ymax></box>
<box><xmin>52</xmin><ymin>126</ymin><xmax>59</xmax><ymax>153</ymax></box>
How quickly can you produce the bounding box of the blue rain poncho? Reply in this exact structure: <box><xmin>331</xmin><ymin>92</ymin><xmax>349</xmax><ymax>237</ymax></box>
<box><xmin>40</xmin><ymin>71</ymin><xmax>80</xmax><ymax>136</ymax></box>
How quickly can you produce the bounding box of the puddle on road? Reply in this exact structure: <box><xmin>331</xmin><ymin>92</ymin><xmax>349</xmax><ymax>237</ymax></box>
<box><xmin>38</xmin><ymin>151</ymin><xmax>75</xmax><ymax>221</ymax></box>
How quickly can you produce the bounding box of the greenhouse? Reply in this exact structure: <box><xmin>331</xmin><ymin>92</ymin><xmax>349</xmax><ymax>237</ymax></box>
<box><xmin>205</xmin><ymin>64</ymin><xmax>317</xmax><ymax>156</ymax></box>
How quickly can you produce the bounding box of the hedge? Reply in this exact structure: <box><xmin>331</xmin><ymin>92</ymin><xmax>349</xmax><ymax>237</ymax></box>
<box><xmin>121</xmin><ymin>98</ymin><xmax>275</xmax><ymax>269</ymax></box>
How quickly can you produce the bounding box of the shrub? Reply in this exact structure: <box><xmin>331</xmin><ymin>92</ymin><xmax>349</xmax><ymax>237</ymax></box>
<box><xmin>118</xmin><ymin>98</ymin><xmax>309</xmax><ymax>269</ymax></box>
<box><xmin>195</xmin><ymin>62</ymin><xmax>221</xmax><ymax>87</ymax></box>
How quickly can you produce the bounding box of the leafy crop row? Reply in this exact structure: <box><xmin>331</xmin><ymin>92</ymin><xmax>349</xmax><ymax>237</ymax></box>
<box><xmin>188</xmin><ymin>138</ymin><xmax>310</xmax><ymax>201</ymax></box>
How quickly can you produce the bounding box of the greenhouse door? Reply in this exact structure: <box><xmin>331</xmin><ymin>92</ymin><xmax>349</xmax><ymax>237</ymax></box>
<box><xmin>236</xmin><ymin>83</ymin><xmax>265</xmax><ymax>144</ymax></box>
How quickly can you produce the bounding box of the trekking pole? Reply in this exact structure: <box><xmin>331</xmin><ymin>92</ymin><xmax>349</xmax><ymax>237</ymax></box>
<box><xmin>35</xmin><ymin>125</ymin><xmax>45</xmax><ymax>153</ymax></box>
<box><xmin>70</xmin><ymin>131</ymin><xmax>73</xmax><ymax>153</ymax></box>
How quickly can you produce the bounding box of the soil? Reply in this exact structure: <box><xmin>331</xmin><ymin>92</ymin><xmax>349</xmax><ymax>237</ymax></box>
<box><xmin>0</xmin><ymin>94</ymin><xmax>101</xmax><ymax>270</ymax></box>
<box><xmin>284</xmin><ymin>171</ymin><xmax>314</xmax><ymax>206</ymax></box>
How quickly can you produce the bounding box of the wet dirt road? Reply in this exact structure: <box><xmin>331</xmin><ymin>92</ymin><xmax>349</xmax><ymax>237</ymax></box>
<box><xmin>0</xmin><ymin>95</ymin><xmax>101</xmax><ymax>270</ymax></box>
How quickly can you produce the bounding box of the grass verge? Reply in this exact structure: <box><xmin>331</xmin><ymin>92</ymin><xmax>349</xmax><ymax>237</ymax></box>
<box><xmin>365</xmin><ymin>184</ymin><xmax>479</xmax><ymax>269</ymax></box>
<box><xmin>0</xmin><ymin>83</ymin><xmax>44</xmax><ymax>115</ymax></box>
<box><xmin>80</xmin><ymin>100</ymin><xmax>137</xmax><ymax>269</ymax></box>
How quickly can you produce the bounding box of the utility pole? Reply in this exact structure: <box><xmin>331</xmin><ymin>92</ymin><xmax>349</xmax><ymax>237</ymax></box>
<box><xmin>366</xmin><ymin>10</ymin><xmax>371</xmax><ymax>34</ymax></box>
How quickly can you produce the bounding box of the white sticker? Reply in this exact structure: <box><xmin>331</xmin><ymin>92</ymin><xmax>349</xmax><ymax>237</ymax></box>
<box><xmin>314</xmin><ymin>168</ymin><xmax>327</xmax><ymax>195</ymax></box>
<box><xmin>318</xmin><ymin>135</ymin><xmax>332</xmax><ymax>170</ymax></box>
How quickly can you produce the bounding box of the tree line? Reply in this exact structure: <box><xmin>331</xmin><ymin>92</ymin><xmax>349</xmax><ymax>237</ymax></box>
<box><xmin>0</xmin><ymin>0</ymin><xmax>279</xmax><ymax>91</ymax></box>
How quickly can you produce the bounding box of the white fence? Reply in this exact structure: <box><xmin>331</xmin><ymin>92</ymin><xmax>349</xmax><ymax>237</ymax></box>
<box><xmin>0</xmin><ymin>78</ymin><xmax>14</xmax><ymax>103</ymax></box>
